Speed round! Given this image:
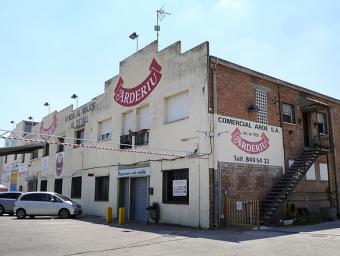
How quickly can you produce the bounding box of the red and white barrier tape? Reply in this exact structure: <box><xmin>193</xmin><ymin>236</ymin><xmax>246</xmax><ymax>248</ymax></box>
<box><xmin>1</xmin><ymin>136</ymin><xmax>208</xmax><ymax>160</ymax></box>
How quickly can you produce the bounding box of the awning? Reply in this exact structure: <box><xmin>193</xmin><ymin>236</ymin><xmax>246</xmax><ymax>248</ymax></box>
<box><xmin>299</xmin><ymin>96</ymin><xmax>330</xmax><ymax>112</ymax></box>
<box><xmin>0</xmin><ymin>143</ymin><xmax>45</xmax><ymax>156</ymax></box>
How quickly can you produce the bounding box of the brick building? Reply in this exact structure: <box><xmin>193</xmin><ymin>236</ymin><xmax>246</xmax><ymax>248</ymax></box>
<box><xmin>1</xmin><ymin>41</ymin><xmax>339</xmax><ymax>227</ymax></box>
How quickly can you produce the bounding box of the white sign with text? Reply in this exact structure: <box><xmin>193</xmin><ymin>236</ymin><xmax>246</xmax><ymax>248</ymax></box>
<box><xmin>173</xmin><ymin>179</ymin><xmax>187</xmax><ymax>197</ymax></box>
<box><xmin>216</xmin><ymin>115</ymin><xmax>284</xmax><ymax>167</ymax></box>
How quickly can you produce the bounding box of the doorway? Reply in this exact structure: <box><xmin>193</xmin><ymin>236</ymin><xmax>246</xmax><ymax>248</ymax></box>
<box><xmin>119</xmin><ymin>177</ymin><xmax>148</xmax><ymax>222</ymax></box>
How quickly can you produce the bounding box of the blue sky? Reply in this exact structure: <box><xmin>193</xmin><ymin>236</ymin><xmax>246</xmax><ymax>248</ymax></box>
<box><xmin>1</xmin><ymin>0</ymin><xmax>339</xmax><ymax>140</ymax></box>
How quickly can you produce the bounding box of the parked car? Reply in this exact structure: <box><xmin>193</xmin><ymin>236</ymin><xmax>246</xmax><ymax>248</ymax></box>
<box><xmin>14</xmin><ymin>192</ymin><xmax>82</xmax><ymax>219</ymax></box>
<box><xmin>0</xmin><ymin>192</ymin><xmax>23</xmax><ymax>216</ymax></box>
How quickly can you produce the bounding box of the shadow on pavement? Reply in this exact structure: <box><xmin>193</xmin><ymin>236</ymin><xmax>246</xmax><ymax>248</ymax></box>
<box><xmin>72</xmin><ymin>215</ymin><xmax>340</xmax><ymax>243</ymax></box>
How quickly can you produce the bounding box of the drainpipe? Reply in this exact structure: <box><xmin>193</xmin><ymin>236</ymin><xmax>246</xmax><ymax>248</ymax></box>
<box><xmin>211</xmin><ymin>58</ymin><xmax>221</xmax><ymax>227</ymax></box>
<box><xmin>327</xmin><ymin>107</ymin><xmax>339</xmax><ymax>216</ymax></box>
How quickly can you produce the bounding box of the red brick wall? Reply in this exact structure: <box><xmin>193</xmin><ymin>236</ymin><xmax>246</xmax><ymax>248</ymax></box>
<box><xmin>212</xmin><ymin>60</ymin><xmax>340</xmax><ymax>218</ymax></box>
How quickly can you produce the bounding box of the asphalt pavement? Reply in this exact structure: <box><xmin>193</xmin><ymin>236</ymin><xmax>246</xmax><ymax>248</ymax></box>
<box><xmin>0</xmin><ymin>215</ymin><xmax>340</xmax><ymax>256</ymax></box>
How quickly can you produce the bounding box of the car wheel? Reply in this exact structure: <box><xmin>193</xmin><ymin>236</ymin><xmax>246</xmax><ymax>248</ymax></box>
<box><xmin>16</xmin><ymin>209</ymin><xmax>26</xmax><ymax>219</ymax></box>
<box><xmin>58</xmin><ymin>209</ymin><xmax>70</xmax><ymax>219</ymax></box>
<box><xmin>0</xmin><ymin>205</ymin><xmax>4</xmax><ymax>216</ymax></box>
<box><xmin>29</xmin><ymin>216</ymin><xmax>35</xmax><ymax>219</ymax></box>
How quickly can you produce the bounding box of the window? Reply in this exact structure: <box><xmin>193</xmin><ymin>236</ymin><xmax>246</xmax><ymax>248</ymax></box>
<box><xmin>4</xmin><ymin>155</ymin><xmax>7</xmax><ymax>163</ymax></box>
<box><xmin>21</xmin><ymin>154</ymin><xmax>25</xmax><ymax>163</ymax></box>
<box><xmin>305</xmin><ymin>164</ymin><xmax>316</xmax><ymax>180</ymax></box>
<box><xmin>320</xmin><ymin>163</ymin><xmax>329</xmax><ymax>181</ymax></box>
<box><xmin>0</xmin><ymin>193</ymin><xmax>21</xmax><ymax>199</ymax></box>
<box><xmin>43</xmin><ymin>143</ymin><xmax>49</xmax><ymax>156</ymax></box>
<box><xmin>14</xmin><ymin>154</ymin><xmax>18</xmax><ymax>161</ymax></box>
<box><xmin>137</xmin><ymin>106</ymin><xmax>149</xmax><ymax>130</ymax></box>
<box><xmin>165</xmin><ymin>91</ymin><xmax>189</xmax><ymax>123</ymax></box>
<box><xmin>20</xmin><ymin>193</ymin><xmax>46</xmax><ymax>201</ymax></box>
<box><xmin>162</xmin><ymin>168</ymin><xmax>189</xmax><ymax>204</ymax></box>
<box><xmin>282</xmin><ymin>103</ymin><xmax>295</xmax><ymax>124</ymax></box>
<box><xmin>121</xmin><ymin>111</ymin><xmax>134</xmax><ymax>149</ymax></box>
<box><xmin>57</xmin><ymin>137</ymin><xmax>64</xmax><ymax>152</ymax></box>
<box><xmin>135</xmin><ymin>106</ymin><xmax>150</xmax><ymax>146</ymax></box>
<box><xmin>75</xmin><ymin>129</ymin><xmax>85</xmax><ymax>145</ymax></box>
<box><xmin>31</xmin><ymin>149</ymin><xmax>39</xmax><ymax>159</ymax></box>
<box><xmin>317</xmin><ymin>113</ymin><xmax>328</xmax><ymax>134</ymax></box>
<box><xmin>95</xmin><ymin>176</ymin><xmax>109</xmax><ymax>201</ymax></box>
<box><xmin>54</xmin><ymin>179</ymin><xmax>63</xmax><ymax>194</ymax></box>
<box><xmin>256</xmin><ymin>88</ymin><xmax>268</xmax><ymax>124</ymax></box>
<box><xmin>71</xmin><ymin>176</ymin><xmax>82</xmax><ymax>198</ymax></box>
<box><xmin>40</xmin><ymin>180</ymin><xmax>47</xmax><ymax>192</ymax></box>
<box><xmin>98</xmin><ymin>119</ymin><xmax>112</xmax><ymax>141</ymax></box>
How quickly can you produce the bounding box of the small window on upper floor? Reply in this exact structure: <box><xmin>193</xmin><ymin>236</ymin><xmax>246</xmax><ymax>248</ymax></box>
<box><xmin>4</xmin><ymin>155</ymin><xmax>7</xmax><ymax>163</ymax></box>
<box><xmin>14</xmin><ymin>154</ymin><xmax>18</xmax><ymax>161</ymax></box>
<box><xmin>282</xmin><ymin>103</ymin><xmax>296</xmax><ymax>124</ymax></box>
<box><xmin>43</xmin><ymin>143</ymin><xmax>49</xmax><ymax>157</ymax></box>
<box><xmin>75</xmin><ymin>129</ymin><xmax>85</xmax><ymax>145</ymax></box>
<box><xmin>98</xmin><ymin>119</ymin><xmax>112</xmax><ymax>141</ymax></box>
<box><xmin>165</xmin><ymin>91</ymin><xmax>189</xmax><ymax>123</ymax></box>
<box><xmin>21</xmin><ymin>154</ymin><xmax>25</xmax><ymax>163</ymax></box>
<box><xmin>317</xmin><ymin>112</ymin><xmax>328</xmax><ymax>134</ymax></box>
<box><xmin>57</xmin><ymin>137</ymin><xmax>64</xmax><ymax>152</ymax></box>
<box><xmin>31</xmin><ymin>149</ymin><xmax>39</xmax><ymax>160</ymax></box>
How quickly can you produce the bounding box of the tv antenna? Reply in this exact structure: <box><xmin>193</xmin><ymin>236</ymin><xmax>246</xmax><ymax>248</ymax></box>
<box><xmin>154</xmin><ymin>5</ymin><xmax>171</xmax><ymax>42</ymax></box>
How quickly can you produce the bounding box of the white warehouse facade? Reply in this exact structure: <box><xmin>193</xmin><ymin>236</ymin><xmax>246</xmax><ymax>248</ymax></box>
<box><xmin>2</xmin><ymin>41</ymin><xmax>212</xmax><ymax>228</ymax></box>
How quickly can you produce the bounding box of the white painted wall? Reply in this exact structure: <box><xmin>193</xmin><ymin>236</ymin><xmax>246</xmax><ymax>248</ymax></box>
<box><xmin>11</xmin><ymin>41</ymin><xmax>211</xmax><ymax>228</ymax></box>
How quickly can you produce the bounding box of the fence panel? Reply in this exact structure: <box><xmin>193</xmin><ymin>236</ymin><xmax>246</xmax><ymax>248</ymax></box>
<box><xmin>225</xmin><ymin>197</ymin><xmax>260</xmax><ymax>228</ymax></box>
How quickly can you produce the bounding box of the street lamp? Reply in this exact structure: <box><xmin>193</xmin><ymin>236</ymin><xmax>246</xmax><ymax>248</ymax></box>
<box><xmin>10</xmin><ymin>120</ymin><xmax>15</xmax><ymax>129</ymax></box>
<box><xmin>129</xmin><ymin>32</ymin><xmax>139</xmax><ymax>52</ymax></box>
<box><xmin>27</xmin><ymin>116</ymin><xmax>34</xmax><ymax>129</ymax></box>
<box><xmin>44</xmin><ymin>102</ymin><xmax>50</xmax><ymax>114</ymax></box>
<box><xmin>71</xmin><ymin>94</ymin><xmax>78</xmax><ymax>108</ymax></box>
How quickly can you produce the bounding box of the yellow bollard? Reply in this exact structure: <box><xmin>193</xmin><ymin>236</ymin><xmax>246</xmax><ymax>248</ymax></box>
<box><xmin>106</xmin><ymin>207</ymin><xmax>112</xmax><ymax>224</ymax></box>
<box><xmin>119</xmin><ymin>207</ymin><xmax>125</xmax><ymax>225</ymax></box>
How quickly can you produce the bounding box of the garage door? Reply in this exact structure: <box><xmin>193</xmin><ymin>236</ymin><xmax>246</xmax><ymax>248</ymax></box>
<box><xmin>131</xmin><ymin>177</ymin><xmax>148</xmax><ymax>222</ymax></box>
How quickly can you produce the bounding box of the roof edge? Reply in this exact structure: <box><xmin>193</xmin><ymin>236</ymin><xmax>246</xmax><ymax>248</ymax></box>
<box><xmin>210</xmin><ymin>56</ymin><xmax>340</xmax><ymax>105</ymax></box>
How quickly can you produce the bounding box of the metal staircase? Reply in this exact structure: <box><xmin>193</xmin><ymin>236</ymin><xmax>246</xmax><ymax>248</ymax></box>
<box><xmin>261</xmin><ymin>148</ymin><xmax>323</xmax><ymax>225</ymax></box>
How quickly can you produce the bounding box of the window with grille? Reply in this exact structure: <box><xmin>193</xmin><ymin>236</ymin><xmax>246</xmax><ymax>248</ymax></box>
<box><xmin>54</xmin><ymin>179</ymin><xmax>63</xmax><ymax>194</ymax></box>
<box><xmin>40</xmin><ymin>180</ymin><xmax>47</xmax><ymax>191</ymax></box>
<box><xmin>162</xmin><ymin>168</ymin><xmax>189</xmax><ymax>204</ymax></box>
<box><xmin>282</xmin><ymin>103</ymin><xmax>295</xmax><ymax>124</ymax></box>
<box><xmin>95</xmin><ymin>176</ymin><xmax>109</xmax><ymax>201</ymax></box>
<box><xmin>71</xmin><ymin>176</ymin><xmax>82</xmax><ymax>198</ymax></box>
<box><xmin>256</xmin><ymin>88</ymin><xmax>268</xmax><ymax>124</ymax></box>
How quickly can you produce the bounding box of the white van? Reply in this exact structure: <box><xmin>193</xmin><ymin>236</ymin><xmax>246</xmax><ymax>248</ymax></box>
<box><xmin>14</xmin><ymin>192</ymin><xmax>82</xmax><ymax>219</ymax></box>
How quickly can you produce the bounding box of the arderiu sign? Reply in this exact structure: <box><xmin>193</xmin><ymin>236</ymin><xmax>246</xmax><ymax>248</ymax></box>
<box><xmin>113</xmin><ymin>58</ymin><xmax>162</xmax><ymax>107</ymax></box>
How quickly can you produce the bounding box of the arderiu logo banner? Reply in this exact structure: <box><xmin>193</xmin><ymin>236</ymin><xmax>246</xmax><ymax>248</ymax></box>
<box><xmin>113</xmin><ymin>58</ymin><xmax>162</xmax><ymax>107</ymax></box>
<box><xmin>231</xmin><ymin>128</ymin><xmax>270</xmax><ymax>154</ymax></box>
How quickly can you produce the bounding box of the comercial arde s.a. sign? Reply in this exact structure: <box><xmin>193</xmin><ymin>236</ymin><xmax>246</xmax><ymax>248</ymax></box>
<box><xmin>216</xmin><ymin>115</ymin><xmax>284</xmax><ymax>167</ymax></box>
<box><xmin>113</xmin><ymin>58</ymin><xmax>162</xmax><ymax>107</ymax></box>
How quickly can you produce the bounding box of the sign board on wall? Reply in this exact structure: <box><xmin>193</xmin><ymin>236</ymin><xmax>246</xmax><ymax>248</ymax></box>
<box><xmin>173</xmin><ymin>179</ymin><xmax>187</xmax><ymax>197</ymax></box>
<box><xmin>117</xmin><ymin>167</ymin><xmax>150</xmax><ymax>178</ymax></box>
<box><xmin>216</xmin><ymin>115</ymin><xmax>284</xmax><ymax>167</ymax></box>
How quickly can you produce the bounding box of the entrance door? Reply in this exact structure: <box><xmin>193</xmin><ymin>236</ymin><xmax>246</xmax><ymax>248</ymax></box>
<box><xmin>131</xmin><ymin>177</ymin><xmax>148</xmax><ymax>222</ymax></box>
<box><xmin>303</xmin><ymin>112</ymin><xmax>311</xmax><ymax>147</ymax></box>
